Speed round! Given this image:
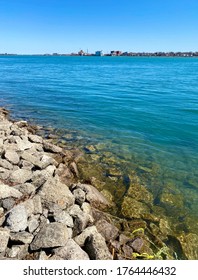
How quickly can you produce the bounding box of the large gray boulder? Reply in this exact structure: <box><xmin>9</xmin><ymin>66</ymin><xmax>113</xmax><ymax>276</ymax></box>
<box><xmin>30</xmin><ymin>222</ymin><xmax>69</xmax><ymax>250</ymax></box>
<box><xmin>38</xmin><ymin>178</ymin><xmax>74</xmax><ymax>209</ymax></box>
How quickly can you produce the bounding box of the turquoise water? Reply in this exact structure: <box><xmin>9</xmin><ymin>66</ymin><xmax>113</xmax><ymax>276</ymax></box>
<box><xmin>0</xmin><ymin>55</ymin><xmax>198</xmax><ymax>235</ymax></box>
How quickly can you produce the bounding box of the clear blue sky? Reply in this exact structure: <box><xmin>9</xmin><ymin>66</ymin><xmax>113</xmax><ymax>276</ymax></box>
<box><xmin>1</xmin><ymin>0</ymin><xmax>198</xmax><ymax>54</ymax></box>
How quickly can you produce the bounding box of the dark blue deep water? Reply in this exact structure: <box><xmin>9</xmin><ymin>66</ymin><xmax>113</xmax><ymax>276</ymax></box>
<box><xmin>0</xmin><ymin>55</ymin><xmax>198</xmax><ymax>236</ymax></box>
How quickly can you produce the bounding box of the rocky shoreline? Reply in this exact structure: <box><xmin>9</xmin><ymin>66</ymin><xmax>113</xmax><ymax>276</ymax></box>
<box><xmin>0</xmin><ymin>107</ymin><xmax>197</xmax><ymax>260</ymax></box>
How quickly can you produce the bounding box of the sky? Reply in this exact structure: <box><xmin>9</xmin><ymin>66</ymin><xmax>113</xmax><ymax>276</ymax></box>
<box><xmin>1</xmin><ymin>0</ymin><xmax>198</xmax><ymax>54</ymax></box>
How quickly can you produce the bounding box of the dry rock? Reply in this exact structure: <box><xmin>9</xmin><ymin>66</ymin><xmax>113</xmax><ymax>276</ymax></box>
<box><xmin>85</xmin><ymin>232</ymin><xmax>113</xmax><ymax>260</ymax></box>
<box><xmin>9</xmin><ymin>169</ymin><xmax>32</xmax><ymax>184</ymax></box>
<box><xmin>0</xmin><ymin>167</ymin><xmax>11</xmax><ymax>180</ymax></box>
<box><xmin>28</xmin><ymin>134</ymin><xmax>43</xmax><ymax>144</ymax></box>
<box><xmin>38</xmin><ymin>178</ymin><xmax>74</xmax><ymax>209</ymax></box>
<box><xmin>53</xmin><ymin>239</ymin><xmax>89</xmax><ymax>260</ymax></box>
<box><xmin>0</xmin><ymin>228</ymin><xmax>10</xmax><ymax>253</ymax></box>
<box><xmin>5</xmin><ymin>204</ymin><xmax>28</xmax><ymax>232</ymax></box>
<box><xmin>4</xmin><ymin>150</ymin><xmax>20</xmax><ymax>165</ymax></box>
<box><xmin>30</xmin><ymin>222</ymin><xmax>69</xmax><ymax>250</ymax></box>
<box><xmin>10</xmin><ymin>231</ymin><xmax>34</xmax><ymax>244</ymax></box>
<box><xmin>0</xmin><ymin>158</ymin><xmax>13</xmax><ymax>170</ymax></box>
<box><xmin>54</xmin><ymin>211</ymin><xmax>74</xmax><ymax>228</ymax></box>
<box><xmin>43</xmin><ymin>140</ymin><xmax>62</xmax><ymax>153</ymax></box>
<box><xmin>0</xmin><ymin>184</ymin><xmax>23</xmax><ymax>199</ymax></box>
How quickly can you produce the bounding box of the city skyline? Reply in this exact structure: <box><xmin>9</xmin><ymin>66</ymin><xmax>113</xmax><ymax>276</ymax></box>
<box><xmin>1</xmin><ymin>0</ymin><xmax>198</xmax><ymax>54</ymax></box>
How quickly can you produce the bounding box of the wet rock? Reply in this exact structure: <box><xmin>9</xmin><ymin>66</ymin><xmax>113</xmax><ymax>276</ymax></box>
<box><xmin>0</xmin><ymin>184</ymin><xmax>23</xmax><ymax>199</ymax></box>
<box><xmin>4</xmin><ymin>150</ymin><xmax>20</xmax><ymax>165</ymax></box>
<box><xmin>121</xmin><ymin>196</ymin><xmax>150</xmax><ymax>219</ymax></box>
<box><xmin>178</xmin><ymin>233</ymin><xmax>198</xmax><ymax>260</ymax></box>
<box><xmin>84</xmin><ymin>232</ymin><xmax>113</xmax><ymax>260</ymax></box>
<box><xmin>121</xmin><ymin>244</ymin><xmax>134</xmax><ymax>259</ymax></box>
<box><xmin>69</xmin><ymin>162</ymin><xmax>79</xmax><ymax>177</ymax></box>
<box><xmin>95</xmin><ymin>219</ymin><xmax>119</xmax><ymax>242</ymax></box>
<box><xmin>127</xmin><ymin>182</ymin><xmax>153</xmax><ymax>204</ymax></box>
<box><xmin>128</xmin><ymin>237</ymin><xmax>144</xmax><ymax>253</ymax></box>
<box><xmin>74</xmin><ymin>183</ymin><xmax>112</xmax><ymax>210</ymax></box>
<box><xmin>0</xmin><ymin>228</ymin><xmax>10</xmax><ymax>253</ymax></box>
<box><xmin>160</xmin><ymin>192</ymin><xmax>184</xmax><ymax>209</ymax></box>
<box><xmin>30</xmin><ymin>222</ymin><xmax>69</xmax><ymax>250</ymax></box>
<box><xmin>9</xmin><ymin>169</ymin><xmax>32</xmax><ymax>184</ymax></box>
<box><xmin>84</xmin><ymin>145</ymin><xmax>96</xmax><ymax>153</ymax></box>
<box><xmin>53</xmin><ymin>239</ymin><xmax>89</xmax><ymax>260</ymax></box>
<box><xmin>159</xmin><ymin>218</ymin><xmax>173</xmax><ymax>236</ymax></box>
<box><xmin>38</xmin><ymin>178</ymin><xmax>74</xmax><ymax>210</ymax></box>
<box><xmin>5</xmin><ymin>204</ymin><xmax>28</xmax><ymax>232</ymax></box>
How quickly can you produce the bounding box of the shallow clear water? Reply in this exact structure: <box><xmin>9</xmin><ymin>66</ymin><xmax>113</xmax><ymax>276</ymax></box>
<box><xmin>0</xmin><ymin>55</ymin><xmax>198</xmax><ymax>235</ymax></box>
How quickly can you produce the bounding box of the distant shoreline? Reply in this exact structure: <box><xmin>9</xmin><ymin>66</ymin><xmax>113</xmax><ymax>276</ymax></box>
<box><xmin>1</xmin><ymin>51</ymin><xmax>198</xmax><ymax>57</ymax></box>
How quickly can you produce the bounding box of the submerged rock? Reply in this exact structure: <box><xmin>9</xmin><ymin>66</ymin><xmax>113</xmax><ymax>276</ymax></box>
<box><xmin>121</xmin><ymin>196</ymin><xmax>150</xmax><ymax>219</ymax></box>
<box><xmin>178</xmin><ymin>233</ymin><xmax>198</xmax><ymax>260</ymax></box>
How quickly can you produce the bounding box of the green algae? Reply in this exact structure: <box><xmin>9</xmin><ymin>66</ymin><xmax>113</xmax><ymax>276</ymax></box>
<box><xmin>39</xmin><ymin>126</ymin><xmax>198</xmax><ymax>259</ymax></box>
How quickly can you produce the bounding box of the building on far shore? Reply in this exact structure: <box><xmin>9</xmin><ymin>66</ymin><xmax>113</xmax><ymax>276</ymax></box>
<box><xmin>78</xmin><ymin>50</ymin><xmax>86</xmax><ymax>56</ymax></box>
<box><xmin>110</xmin><ymin>50</ymin><xmax>122</xmax><ymax>56</ymax></box>
<box><xmin>95</xmin><ymin>50</ymin><xmax>103</xmax><ymax>56</ymax></box>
